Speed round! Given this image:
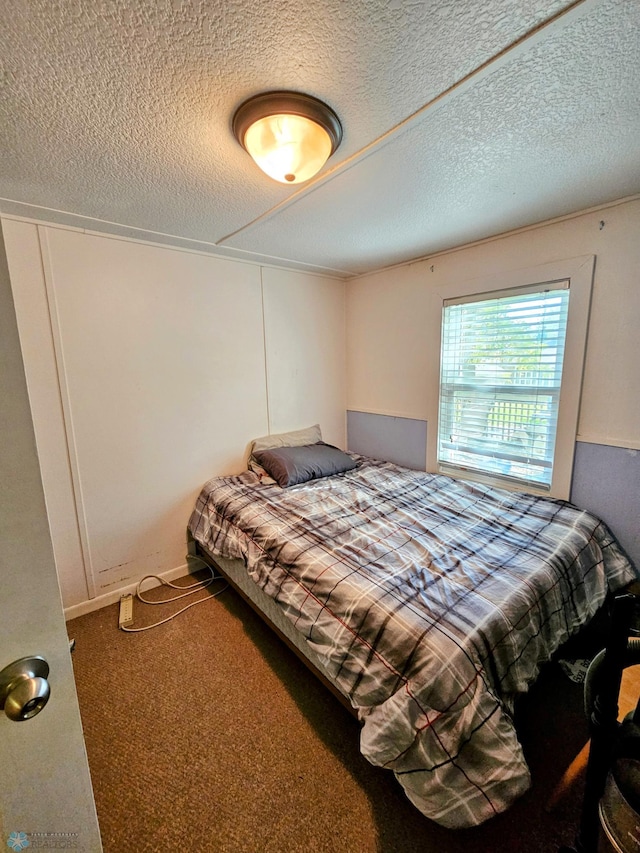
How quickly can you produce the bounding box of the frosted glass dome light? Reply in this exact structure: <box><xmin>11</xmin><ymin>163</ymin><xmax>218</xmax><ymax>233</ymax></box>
<box><xmin>233</xmin><ymin>92</ymin><xmax>342</xmax><ymax>185</ymax></box>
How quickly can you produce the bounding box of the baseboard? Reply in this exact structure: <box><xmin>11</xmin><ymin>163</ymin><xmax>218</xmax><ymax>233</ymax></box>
<box><xmin>63</xmin><ymin>562</ymin><xmax>192</xmax><ymax>622</ymax></box>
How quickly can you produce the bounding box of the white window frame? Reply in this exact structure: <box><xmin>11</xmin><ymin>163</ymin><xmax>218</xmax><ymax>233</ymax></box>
<box><xmin>426</xmin><ymin>256</ymin><xmax>595</xmax><ymax>500</ymax></box>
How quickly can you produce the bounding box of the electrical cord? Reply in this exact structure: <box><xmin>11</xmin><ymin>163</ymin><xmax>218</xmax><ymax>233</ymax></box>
<box><xmin>120</xmin><ymin>561</ymin><xmax>228</xmax><ymax>632</ymax></box>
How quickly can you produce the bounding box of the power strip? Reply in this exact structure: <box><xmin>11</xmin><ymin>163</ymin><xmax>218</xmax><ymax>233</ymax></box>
<box><xmin>118</xmin><ymin>594</ymin><xmax>134</xmax><ymax>629</ymax></box>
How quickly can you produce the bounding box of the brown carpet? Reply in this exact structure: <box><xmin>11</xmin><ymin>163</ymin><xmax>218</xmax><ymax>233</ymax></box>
<box><xmin>67</xmin><ymin>575</ymin><xmax>593</xmax><ymax>853</ymax></box>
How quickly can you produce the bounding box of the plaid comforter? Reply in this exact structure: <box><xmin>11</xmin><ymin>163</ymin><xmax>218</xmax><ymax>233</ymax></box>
<box><xmin>188</xmin><ymin>455</ymin><xmax>636</xmax><ymax>828</ymax></box>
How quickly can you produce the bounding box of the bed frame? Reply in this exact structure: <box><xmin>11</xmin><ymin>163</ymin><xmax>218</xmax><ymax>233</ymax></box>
<box><xmin>187</xmin><ymin>529</ymin><xmax>358</xmax><ymax>719</ymax></box>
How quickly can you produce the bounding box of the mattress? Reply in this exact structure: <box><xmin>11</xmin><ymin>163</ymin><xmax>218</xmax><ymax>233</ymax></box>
<box><xmin>199</xmin><ymin>550</ymin><xmax>351</xmax><ymax>705</ymax></box>
<box><xmin>188</xmin><ymin>454</ymin><xmax>636</xmax><ymax>828</ymax></box>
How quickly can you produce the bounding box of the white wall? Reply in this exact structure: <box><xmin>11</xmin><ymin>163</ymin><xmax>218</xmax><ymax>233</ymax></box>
<box><xmin>3</xmin><ymin>219</ymin><xmax>346</xmax><ymax>613</ymax></box>
<box><xmin>262</xmin><ymin>266</ymin><xmax>346</xmax><ymax>445</ymax></box>
<box><xmin>347</xmin><ymin>196</ymin><xmax>640</xmax><ymax>452</ymax></box>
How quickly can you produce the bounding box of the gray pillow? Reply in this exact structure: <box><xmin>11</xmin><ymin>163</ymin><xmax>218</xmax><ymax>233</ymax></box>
<box><xmin>248</xmin><ymin>424</ymin><xmax>322</xmax><ymax>481</ymax></box>
<box><xmin>253</xmin><ymin>442</ymin><xmax>357</xmax><ymax>488</ymax></box>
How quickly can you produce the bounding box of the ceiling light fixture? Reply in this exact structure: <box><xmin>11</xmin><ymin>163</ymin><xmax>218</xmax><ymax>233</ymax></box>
<box><xmin>232</xmin><ymin>91</ymin><xmax>342</xmax><ymax>185</ymax></box>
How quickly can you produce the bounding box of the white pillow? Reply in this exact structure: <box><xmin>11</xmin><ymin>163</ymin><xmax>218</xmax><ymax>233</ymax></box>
<box><xmin>248</xmin><ymin>424</ymin><xmax>322</xmax><ymax>479</ymax></box>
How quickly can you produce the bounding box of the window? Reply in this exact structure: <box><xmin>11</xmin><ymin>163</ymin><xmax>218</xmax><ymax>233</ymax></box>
<box><xmin>427</xmin><ymin>256</ymin><xmax>594</xmax><ymax>499</ymax></box>
<box><xmin>438</xmin><ymin>282</ymin><xmax>569</xmax><ymax>491</ymax></box>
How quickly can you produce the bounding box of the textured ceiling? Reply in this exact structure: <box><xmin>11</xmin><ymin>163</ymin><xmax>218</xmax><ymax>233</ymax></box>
<box><xmin>1</xmin><ymin>0</ymin><xmax>638</xmax><ymax>277</ymax></box>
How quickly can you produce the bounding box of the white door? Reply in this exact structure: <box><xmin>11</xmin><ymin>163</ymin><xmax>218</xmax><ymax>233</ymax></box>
<box><xmin>0</xmin><ymin>232</ymin><xmax>102</xmax><ymax>851</ymax></box>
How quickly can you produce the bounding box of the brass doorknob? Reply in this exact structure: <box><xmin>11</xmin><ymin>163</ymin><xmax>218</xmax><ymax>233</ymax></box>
<box><xmin>0</xmin><ymin>656</ymin><xmax>50</xmax><ymax>721</ymax></box>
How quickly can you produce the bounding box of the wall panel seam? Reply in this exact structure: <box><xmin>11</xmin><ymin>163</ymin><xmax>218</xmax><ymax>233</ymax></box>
<box><xmin>38</xmin><ymin>226</ymin><xmax>96</xmax><ymax>599</ymax></box>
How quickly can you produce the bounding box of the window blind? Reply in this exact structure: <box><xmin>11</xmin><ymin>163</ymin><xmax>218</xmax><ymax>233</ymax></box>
<box><xmin>437</xmin><ymin>281</ymin><xmax>570</xmax><ymax>490</ymax></box>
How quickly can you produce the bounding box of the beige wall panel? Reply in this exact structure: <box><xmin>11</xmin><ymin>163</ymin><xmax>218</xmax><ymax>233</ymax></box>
<box><xmin>347</xmin><ymin>197</ymin><xmax>640</xmax><ymax>449</ymax></box>
<box><xmin>3</xmin><ymin>219</ymin><xmax>89</xmax><ymax>606</ymax></box>
<box><xmin>41</xmin><ymin>227</ymin><xmax>268</xmax><ymax>597</ymax></box>
<box><xmin>262</xmin><ymin>267</ymin><xmax>346</xmax><ymax>449</ymax></box>
<box><xmin>346</xmin><ymin>266</ymin><xmax>433</xmax><ymax>420</ymax></box>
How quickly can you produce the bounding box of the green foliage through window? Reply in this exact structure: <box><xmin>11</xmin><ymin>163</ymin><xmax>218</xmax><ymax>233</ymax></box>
<box><xmin>438</xmin><ymin>283</ymin><xmax>570</xmax><ymax>489</ymax></box>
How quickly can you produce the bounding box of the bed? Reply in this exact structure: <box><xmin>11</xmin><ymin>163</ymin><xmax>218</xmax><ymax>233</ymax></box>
<box><xmin>187</xmin><ymin>434</ymin><xmax>636</xmax><ymax>829</ymax></box>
